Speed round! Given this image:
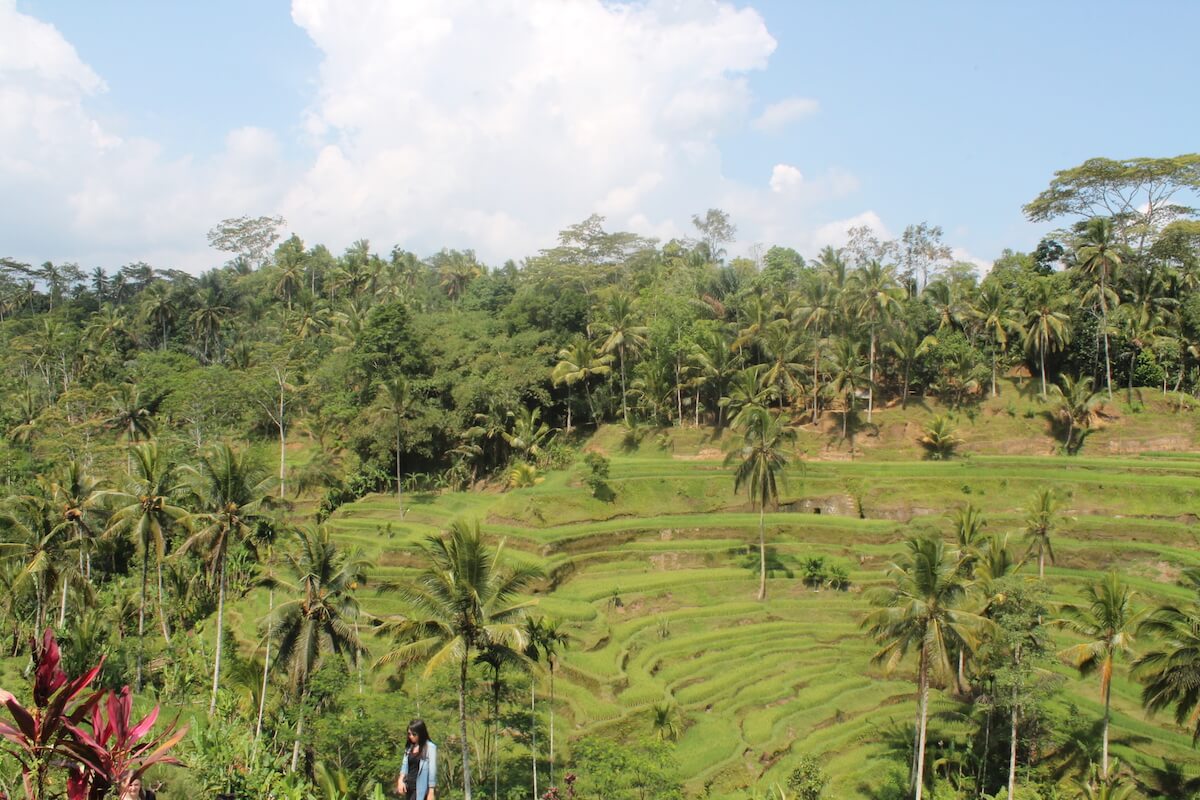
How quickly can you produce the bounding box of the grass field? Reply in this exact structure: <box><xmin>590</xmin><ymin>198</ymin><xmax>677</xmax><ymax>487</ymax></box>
<box><xmin>297</xmin><ymin>382</ymin><xmax>1200</xmax><ymax>795</ymax></box>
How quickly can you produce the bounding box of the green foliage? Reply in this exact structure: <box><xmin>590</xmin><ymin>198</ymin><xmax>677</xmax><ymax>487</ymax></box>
<box><xmin>567</xmin><ymin>736</ymin><xmax>683</xmax><ymax>800</ymax></box>
<box><xmin>787</xmin><ymin>754</ymin><xmax>829</xmax><ymax>800</ymax></box>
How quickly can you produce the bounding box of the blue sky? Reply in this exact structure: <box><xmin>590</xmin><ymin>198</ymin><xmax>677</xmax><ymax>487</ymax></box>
<box><xmin>5</xmin><ymin>0</ymin><xmax>1199</xmax><ymax>272</ymax></box>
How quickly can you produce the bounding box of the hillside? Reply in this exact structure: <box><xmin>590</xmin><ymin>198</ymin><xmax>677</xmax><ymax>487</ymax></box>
<box><xmin>307</xmin><ymin>383</ymin><xmax>1200</xmax><ymax>797</ymax></box>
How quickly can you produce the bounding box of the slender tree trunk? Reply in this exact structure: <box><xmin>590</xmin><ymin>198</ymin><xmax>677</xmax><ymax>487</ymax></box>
<box><xmin>813</xmin><ymin>351</ymin><xmax>820</xmax><ymax>423</ymax></box>
<box><xmin>868</xmin><ymin>330</ymin><xmax>876</xmax><ymax>422</ymax></box>
<box><xmin>256</xmin><ymin>588</ymin><xmax>273</xmax><ymax>749</ymax></box>
<box><xmin>914</xmin><ymin>648</ymin><xmax>930</xmax><ymax>800</ymax></box>
<box><xmin>531</xmin><ymin>681</ymin><xmax>538</xmax><ymax>800</ymax></box>
<box><xmin>291</xmin><ymin>702</ymin><xmax>305</xmax><ymax>772</ymax></box>
<box><xmin>492</xmin><ymin>668</ymin><xmax>501</xmax><ymax>800</ymax></box>
<box><xmin>59</xmin><ymin>578</ymin><xmax>68</xmax><ymax>626</ymax></box>
<box><xmin>460</xmin><ymin>654</ymin><xmax>474</xmax><ymax>800</ymax></box>
<box><xmin>549</xmin><ymin>664</ymin><xmax>556</xmax><ymax>787</ymax></box>
<box><xmin>757</xmin><ymin>503</ymin><xmax>767</xmax><ymax>601</ymax></box>
<box><xmin>1040</xmin><ymin>350</ymin><xmax>1047</xmax><ymax>396</ymax></box>
<box><xmin>137</xmin><ymin>552</ymin><xmax>147</xmax><ymax>691</ymax></box>
<box><xmin>157</xmin><ymin>561</ymin><xmax>171</xmax><ymax>643</ymax></box>
<box><xmin>396</xmin><ymin>429</ymin><xmax>403</xmax><ymax>514</ymax></box>
<box><xmin>1007</xmin><ymin>697</ymin><xmax>1018</xmax><ymax>800</ymax></box>
<box><xmin>619</xmin><ymin>347</ymin><xmax>629</xmax><ymax>425</ymax></box>
<box><xmin>1101</xmin><ymin>289</ymin><xmax>1113</xmax><ymax>401</ymax></box>
<box><xmin>210</xmin><ymin>551</ymin><xmax>226</xmax><ymax>715</ymax></box>
<box><xmin>565</xmin><ymin>387</ymin><xmax>572</xmax><ymax>434</ymax></box>
<box><xmin>991</xmin><ymin>351</ymin><xmax>998</xmax><ymax>398</ymax></box>
<box><xmin>1102</xmin><ymin>676</ymin><xmax>1111</xmax><ymax>780</ymax></box>
<box><xmin>1039</xmin><ymin>550</ymin><xmax>1045</xmax><ymax>581</ymax></box>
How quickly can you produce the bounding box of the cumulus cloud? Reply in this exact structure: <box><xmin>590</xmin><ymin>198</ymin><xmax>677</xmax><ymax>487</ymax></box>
<box><xmin>769</xmin><ymin>164</ymin><xmax>803</xmax><ymax>193</ymax></box>
<box><xmin>0</xmin><ymin>0</ymin><xmax>286</xmax><ymax>271</ymax></box>
<box><xmin>7</xmin><ymin>0</ymin><xmax>974</xmax><ymax>273</ymax></box>
<box><xmin>284</xmin><ymin>0</ymin><xmax>782</xmax><ymax>260</ymax></box>
<box><xmin>751</xmin><ymin>96</ymin><xmax>819</xmax><ymax>132</ymax></box>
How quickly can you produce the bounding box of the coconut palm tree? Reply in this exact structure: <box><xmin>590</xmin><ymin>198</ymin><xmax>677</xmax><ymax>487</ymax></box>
<box><xmin>1022</xmin><ymin>488</ymin><xmax>1064</xmax><ymax>580</ymax></box>
<box><xmin>849</xmin><ymin>260</ymin><xmax>902</xmax><ymax>422</ymax></box>
<box><xmin>971</xmin><ymin>284</ymin><xmax>1022</xmax><ymax>397</ymax></box>
<box><xmin>1134</xmin><ymin>586</ymin><xmax>1200</xmax><ymax>744</ymax></box>
<box><xmin>1023</xmin><ymin>278</ymin><xmax>1073</xmax><ymax>396</ymax></box>
<box><xmin>525</xmin><ymin>616</ymin><xmax>569</xmax><ymax>786</ymax></box>
<box><xmin>103</xmin><ymin>443</ymin><xmax>191</xmax><ymax>689</ymax></box>
<box><xmin>590</xmin><ymin>291</ymin><xmax>649</xmax><ymax>424</ymax></box>
<box><xmin>725</xmin><ymin>406</ymin><xmax>797</xmax><ymax>601</ymax></box>
<box><xmin>270</xmin><ymin>525</ymin><xmax>369</xmax><ymax>771</ymax></box>
<box><xmin>0</xmin><ymin>493</ymin><xmax>84</xmax><ymax>635</ymax></box>
<box><xmin>106</xmin><ymin>384</ymin><xmax>156</xmax><ymax>449</ymax></box>
<box><xmin>888</xmin><ymin>326</ymin><xmax>936</xmax><ymax>408</ymax></box>
<box><xmin>759</xmin><ymin>321</ymin><xmax>808</xmax><ymax>413</ymax></box>
<box><xmin>45</xmin><ymin>459</ymin><xmax>104</xmax><ymax>581</ymax></box>
<box><xmin>552</xmin><ymin>336</ymin><xmax>613</xmax><ymax>431</ymax></box>
<box><xmin>1076</xmin><ymin>218</ymin><xmax>1123</xmax><ymax>399</ymax></box>
<box><xmin>690</xmin><ymin>328</ymin><xmax>741</xmax><ymax>429</ymax></box>
<box><xmin>825</xmin><ymin>336</ymin><xmax>869</xmax><ymax>439</ymax></box>
<box><xmin>1049</xmin><ymin>375</ymin><xmax>1102</xmax><ymax>455</ymax></box>
<box><xmin>181</xmin><ymin>442</ymin><xmax>275</xmax><ymax>714</ymax></box>
<box><xmin>503</xmin><ymin>406</ymin><xmax>556</xmax><ymax>463</ymax></box>
<box><xmin>862</xmin><ymin>535</ymin><xmax>984</xmax><ymax>800</ymax></box>
<box><xmin>374</xmin><ymin>376</ymin><xmax>415</xmax><ymax>513</ymax></box>
<box><xmin>1055</xmin><ymin>572</ymin><xmax>1143</xmax><ymax>780</ymax></box>
<box><xmin>375</xmin><ymin>521</ymin><xmax>543</xmax><ymax>800</ymax></box>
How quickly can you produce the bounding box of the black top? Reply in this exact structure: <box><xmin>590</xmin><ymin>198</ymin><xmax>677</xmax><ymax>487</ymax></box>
<box><xmin>406</xmin><ymin>747</ymin><xmax>421</xmax><ymax>787</ymax></box>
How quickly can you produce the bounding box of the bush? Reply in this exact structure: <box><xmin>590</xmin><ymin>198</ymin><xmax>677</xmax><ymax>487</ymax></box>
<box><xmin>787</xmin><ymin>754</ymin><xmax>829</xmax><ymax>800</ymax></box>
<box><xmin>582</xmin><ymin>452</ymin><xmax>614</xmax><ymax>500</ymax></box>
<box><xmin>919</xmin><ymin>415</ymin><xmax>963</xmax><ymax>460</ymax></box>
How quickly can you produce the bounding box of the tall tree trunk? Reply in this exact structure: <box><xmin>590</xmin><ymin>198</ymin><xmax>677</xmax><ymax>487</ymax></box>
<box><xmin>291</xmin><ymin>702</ymin><xmax>305</xmax><ymax>772</ymax></box>
<box><xmin>396</xmin><ymin>430</ymin><xmax>403</xmax><ymax>514</ymax></box>
<box><xmin>209</xmin><ymin>551</ymin><xmax>226</xmax><ymax>715</ymax></box>
<box><xmin>565</xmin><ymin>387</ymin><xmax>572</xmax><ymax>434</ymax></box>
<box><xmin>619</xmin><ymin>347</ymin><xmax>629</xmax><ymax>425</ymax></box>
<box><xmin>914</xmin><ymin>647</ymin><xmax>930</xmax><ymax>800</ymax></box>
<box><xmin>1039</xmin><ymin>550</ymin><xmax>1045</xmax><ymax>581</ymax></box>
<box><xmin>757</xmin><ymin>503</ymin><xmax>767</xmax><ymax>601</ymax></box>
<box><xmin>549</xmin><ymin>664</ymin><xmax>556</xmax><ymax>787</ymax></box>
<box><xmin>460</xmin><ymin>654</ymin><xmax>474</xmax><ymax>800</ymax></box>
<box><xmin>136</xmin><ymin>552</ymin><xmax>147</xmax><ymax>691</ymax></box>
<box><xmin>59</xmin><ymin>578</ymin><xmax>68</xmax><ymax>626</ymax></box>
<box><xmin>867</xmin><ymin>330</ymin><xmax>876</xmax><ymax>422</ymax></box>
<box><xmin>256</xmin><ymin>588</ymin><xmax>274</xmax><ymax>749</ymax></box>
<box><xmin>531</xmin><ymin>681</ymin><xmax>538</xmax><ymax>800</ymax></box>
<box><xmin>157</xmin><ymin>561</ymin><xmax>171</xmax><ymax>643</ymax></box>
<box><xmin>1102</xmin><ymin>674</ymin><xmax>1111</xmax><ymax>780</ymax></box>
<box><xmin>1101</xmin><ymin>288</ymin><xmax>1113</xmax><ymax>400</ymax></box>
<box><xmin>1040</xmin><ymin>350</ymin><xmax>1047</xmax><ymax>396</ymax></box>
<box><xmin>991</xmin><ymin>351</ymin><xmax>998</xmax><ymax>398</ymax></box>
<box><xmin>1007</xmin><ymin>698</ymin><xmax>1018</xmax><ymax>800</ymax></box>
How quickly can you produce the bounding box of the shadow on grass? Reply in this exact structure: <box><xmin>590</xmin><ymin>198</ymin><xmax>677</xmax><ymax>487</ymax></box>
<box><xmin>728</xmin><ymin>544</ymin><xmax>795</xmax><ymax>579</ymax></box>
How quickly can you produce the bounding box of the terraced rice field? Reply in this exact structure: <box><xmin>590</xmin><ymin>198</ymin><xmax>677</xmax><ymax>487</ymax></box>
<box><xmin>321</xmin><ymin>398</ymin><xmax>1200</xmax><ymax>796</ymax></box>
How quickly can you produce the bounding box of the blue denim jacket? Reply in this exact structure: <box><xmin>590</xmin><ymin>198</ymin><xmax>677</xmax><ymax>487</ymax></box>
<box><xmin>400</xmin><ymin>740</ymin><xmax>437</xmax><ymax>798</ymax></box>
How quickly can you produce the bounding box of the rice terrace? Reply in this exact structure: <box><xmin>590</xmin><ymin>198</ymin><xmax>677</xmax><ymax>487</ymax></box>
<box><xmin>3</xmin><ymin>3</ymin><xmax>1200</xmax><ymax>799</ymax></box>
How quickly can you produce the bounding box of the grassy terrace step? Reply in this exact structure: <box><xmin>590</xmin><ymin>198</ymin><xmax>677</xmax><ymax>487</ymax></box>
<box><xmin>309</xmin><ymin>410</ymin><xmax>1200</xmax><ymax>796</ymax></box>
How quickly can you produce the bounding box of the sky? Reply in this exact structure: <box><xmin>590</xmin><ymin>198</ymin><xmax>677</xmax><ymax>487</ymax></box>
<box><xmin>3</xmin><ymin>0</ymin><xmax>1198</xmax><ymax>274</ymax></box>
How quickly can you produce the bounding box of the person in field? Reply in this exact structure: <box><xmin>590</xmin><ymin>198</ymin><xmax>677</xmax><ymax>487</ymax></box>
<box><xmin>397</xmin><ymin>718</ymin><xmax>437</xmax><ymax>799</ymax></box>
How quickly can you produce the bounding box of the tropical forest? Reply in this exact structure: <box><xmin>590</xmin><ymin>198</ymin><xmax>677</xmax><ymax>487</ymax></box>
<box><xmin>2</xmin><ymin>152</ymin><xmax>1200</xmax><ymax>800</ymax></box>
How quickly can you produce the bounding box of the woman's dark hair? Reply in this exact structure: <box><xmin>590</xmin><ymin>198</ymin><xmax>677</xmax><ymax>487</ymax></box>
<box><xmin>407</xmin><ymin>718</ymin><xmax>430</xmax><ymax>756</ymax></box>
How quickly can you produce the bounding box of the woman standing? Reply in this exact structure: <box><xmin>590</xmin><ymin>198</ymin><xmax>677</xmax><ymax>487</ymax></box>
<box><xmin>397</xmin><ymin>719</ymin><xmax>437</xmax><ymax>799</ymax></box>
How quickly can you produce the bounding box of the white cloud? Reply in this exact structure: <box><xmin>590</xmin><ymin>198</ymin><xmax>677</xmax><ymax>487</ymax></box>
<box><xmin>751</xmin><ymin>96</ymin><xmax>819</xmax><ymax>132</ymax></box>
<box><xmin>769</xmin><ymin>163</ymin><xmax>803</xmax><ymax>193</ymax></box>
<box><xmin>3</xmin><ymin>0</ymin><xmax>886</xmax><ymax>271</ymax></box>
<box><xmin>951</xmin><ymin>246</ymin><xmax>994</xmax><ymax>275</ymax></box>
<box><xmin>810</xmin><ymin>211</ymin><xmax>890</xmax><ymax>251</ymax></box>
<box><xmin>283</xmin><ymin>0</ymin><xmax>783</xmax><ymax>261</ymax></box>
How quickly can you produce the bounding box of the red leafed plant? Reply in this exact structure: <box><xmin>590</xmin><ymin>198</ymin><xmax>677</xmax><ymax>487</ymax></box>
<box><xmin>0</xmin><ymin>630</ymin><xmax>186</xmax><ymax>800</ymax></box>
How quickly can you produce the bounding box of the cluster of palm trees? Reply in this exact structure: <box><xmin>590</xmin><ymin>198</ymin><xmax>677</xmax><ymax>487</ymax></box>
<box><xmin>864</xmin><ymin>496</ymin><xmax>1200</xmax><ymax>799</ymax></box>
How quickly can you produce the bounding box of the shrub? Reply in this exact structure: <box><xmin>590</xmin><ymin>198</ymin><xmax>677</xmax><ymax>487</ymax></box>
<box><xmin>919</xmin><ymin>415</ymin><xmax>963</xmax><ymax>460</ymax></box>
<box><xmin>787</xmin><ymin>754</ymin><xmax>829</xmax><ymax>800</ymax></box>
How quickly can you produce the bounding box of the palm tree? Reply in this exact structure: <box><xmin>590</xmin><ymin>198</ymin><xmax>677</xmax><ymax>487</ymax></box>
<box><xmin>0</xmin><ymin>493</ymin><xmax>83</xmax><ymax>635</ymax></box>
<box><xmin>437</xmin><ymin>250</ymin><xmax>483</xmax><ymax>302</ymax></box>
<box><xmin>106</xmin><ymin>384</ymin><xmax>156</xmax><ymax>450</ymax></box>
<box><xmin>45</xmin><ymin>459</ymin><xmax>103</xmax><ymax>581</ymax></box>
<box><xmin>190</xmin><ymin>287</ymin><xmax>231</xmax><ymax>362</ymax></box>
<box><xmin>918</xmin><ymin>415</ymin><xmax>962</xmax><ymax>460</ymax></box>
<box><xmin>590</xmin><ymin>291</ymin><xmax>649</xmax><ymax>424</ymax></box>
<box><xmin>503</xmin><ymin>406</ymin><xmax>556</xmax><ymax>462</ymax></box>
<box><xmin>1049</xmin><ymin>375</ymin><xmax>1102</xmax><ymax>455</ymax></box>
<box><xmin>759</xmin><ymin>321</ymin><xmax>808</xmax><ymax>413</ymax></box>
<box><xmin>849</xmin><ymin>260</ymin><xmax>902</xmax><ymax>422</ymax></box>
<box><xmin>1055</xmin><ymin>572</ymin><xmax>1142</xmax><ymax>780</ymax></box>
<box><xmin>1115</xmin><ymin>302</ymin><xmax>1168</xmax><ymax>399</ymax></box>
<box><xmin>475</xmin><ymin>643</ymin><xmax>526</xmax><ymax>800</ymax></box>
<box><xmin>825</xmin><ymin>336</ymin><xmax>869</xmax><ymax>439</ymax></box>
<box><xmin>551</xmin><ymin>336</ymin><xmax>613</xmax><ymax>431</ymax></box>
<box><xmin>691</xmin><ymin>328</ymin><xmax>741</xmax><ymax>429</ymax></box>
<box><xmin>1134</xmin><ymin>586</ymin><xmax>1200</xmax><ymax>744</ymax></box>
<box><xmin>375</xmin><ymin>521</ymin><xmax>543</xmax><ymax>800</ymax></box>
<box><xmin>525</xmin><ymin>617</ymin><xmax>569</xmax><ymax>787</ymax></box>
<box><xmin>1023</xmin><ymin>278</ymin><xmax>1073</xmax><ymax>396</ymax></box>
<box><xmin>971</xmin><ymin>284</ymin><xmax>1021</xmax><ymax>397</ymax></box>
<box><xmin>103</xmin><ymin>443</ymin><xmax>191</xmax><ymax>689</ymax></box>
<box><xmin>888</xmin><ymin>326</ymin><xmax>936</xmax><ymax>408</ymax></box>
<box><xmin>374</xmin><ymin>376</ymin><xmax>414</xmax><ymax>513</ymax></box>
<box><xmin>271</xmin><ymin>525</ymin><xmax>369</xmax><ymax>771</ymax></box>
<box><xmin>725</xmin><ymin>406</ymin><xmax>797</xmax><ymax>601</ymax></box>
<box><xmin>1022</xmin><ymin>488</ymin><xmax>1064</xmax><ymax>580</ymax></box>
<box><xmin>798</xmin><ymin>275</ymin><xmax>838</xmax><ymax>421</ymax></box>
<box><xmin>862</xmin><ymin>536</ymin><xmax>984</xmax><ymax>800</ymax></box>
<box><xmin>139</xmin><ymin>283</ymin><xmax>177</xmax><ymax>349</ymax></box>
<box><xmin>1076</xmin><ymin>218</ymin><xmax>1123</xmax><ymax>399</ymax></box>
<box><xmin>181</xmin><ymin>442</ymin><xmax>275</xmax><ymax>714</ymax></box>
